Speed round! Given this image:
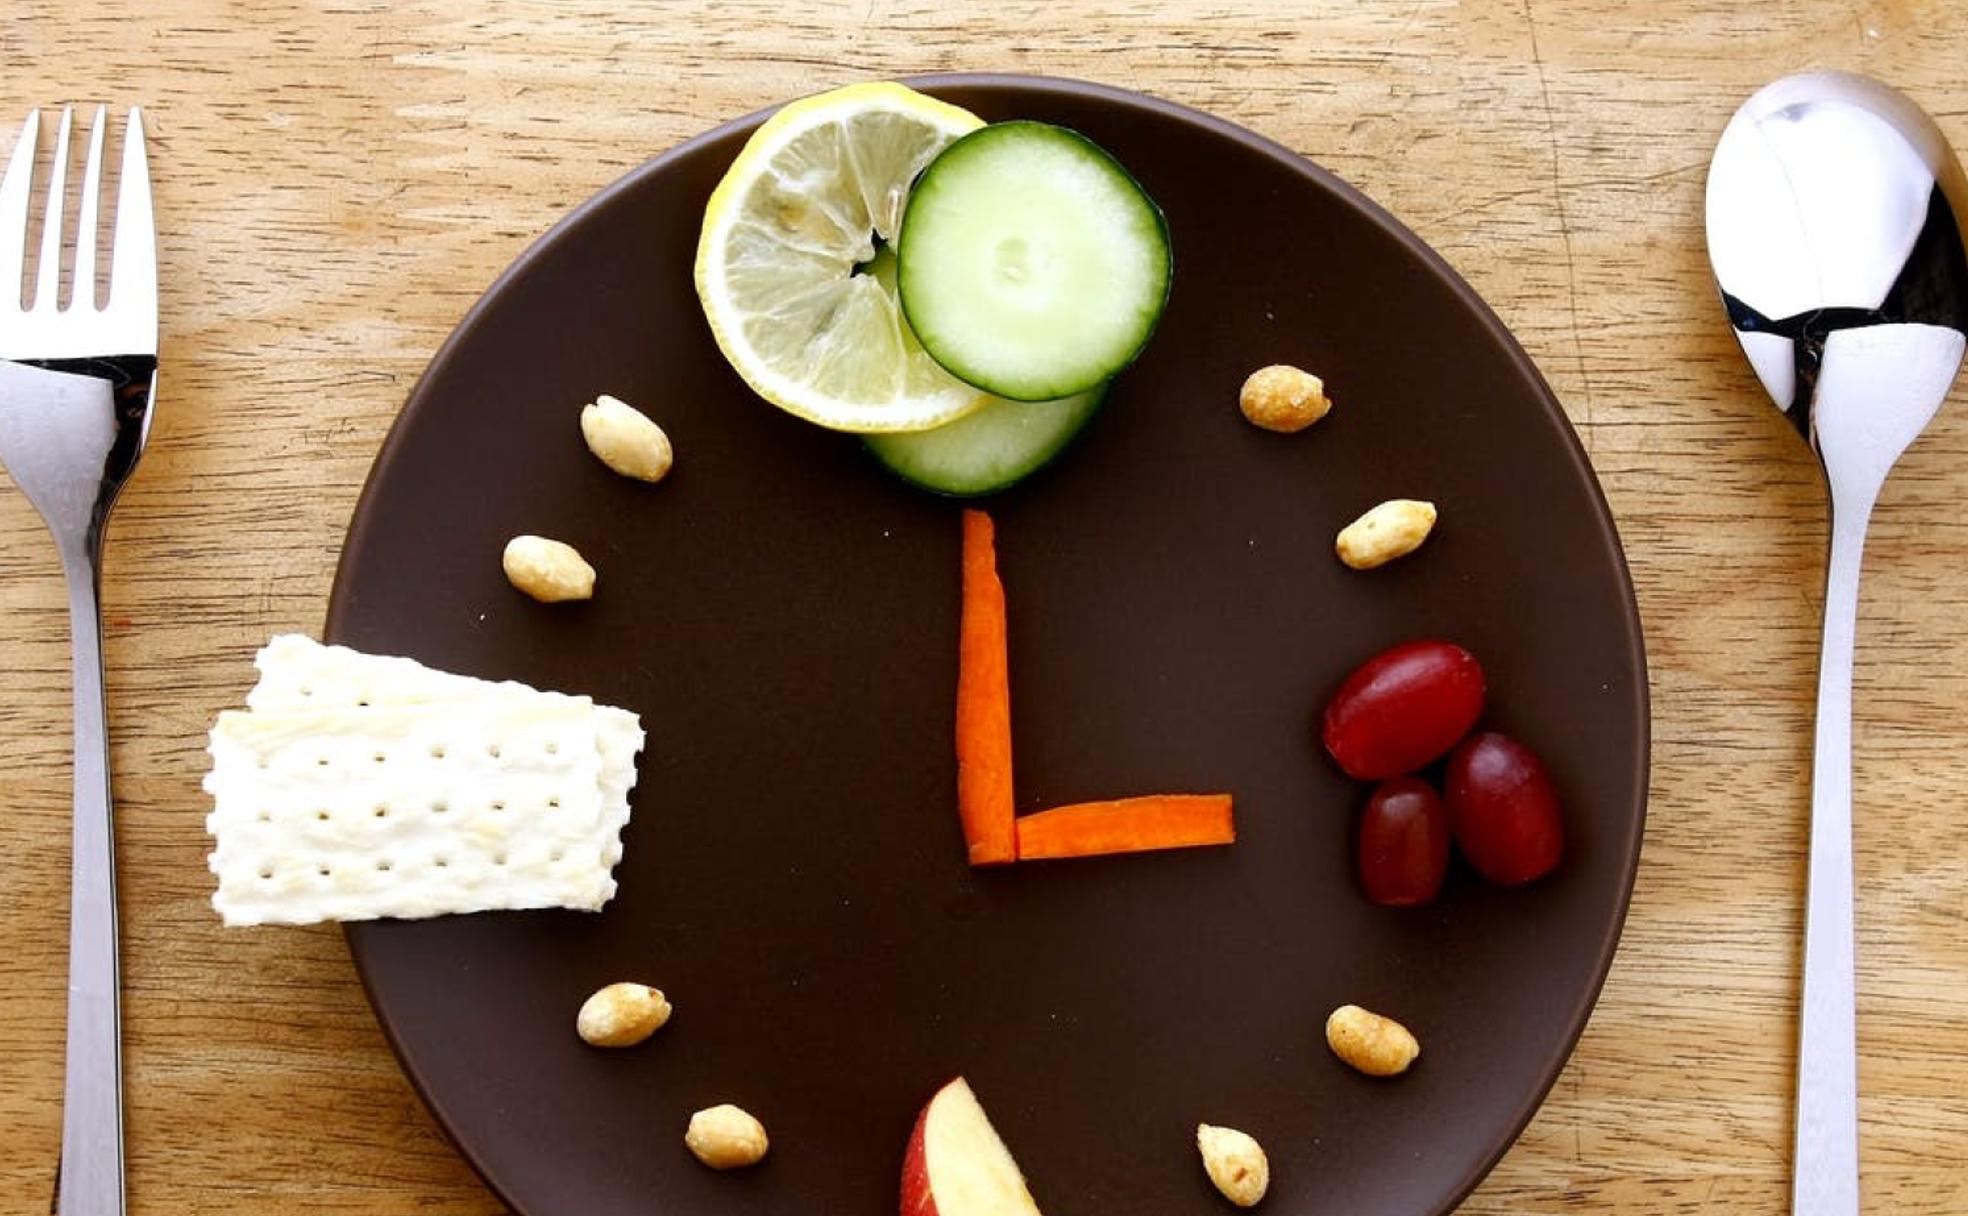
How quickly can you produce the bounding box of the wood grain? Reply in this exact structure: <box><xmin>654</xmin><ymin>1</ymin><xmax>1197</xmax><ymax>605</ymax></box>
<box><xmin>4</xmin><ymin>1</ymin><xmax>1967</xmax><ymax>1212</ymax></box>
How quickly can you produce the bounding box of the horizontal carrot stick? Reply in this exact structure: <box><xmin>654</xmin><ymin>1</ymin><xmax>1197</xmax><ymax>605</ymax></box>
<box><xmin>957</xmin><ymin>509</ymin><xmax>1017</xmax><ymax>865</ymax></box>
<box><xmin>1014</xmin><ymin>794</ymin><xmax>1236</xmax><ymax>862</ymax></box>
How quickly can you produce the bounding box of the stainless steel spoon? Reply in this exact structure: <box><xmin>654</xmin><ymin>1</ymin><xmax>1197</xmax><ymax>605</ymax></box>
<box><xmin>1705</xmin><ymin>71</ymin><xmax>1968</xmax><ymax>1215</ymax></box>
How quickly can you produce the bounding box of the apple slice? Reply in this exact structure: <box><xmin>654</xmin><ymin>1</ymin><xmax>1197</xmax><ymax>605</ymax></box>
<box><xmin>901</xmin><ymin>1077</ymin><xmax>1046</xmax><ymax>1216</ymax></box>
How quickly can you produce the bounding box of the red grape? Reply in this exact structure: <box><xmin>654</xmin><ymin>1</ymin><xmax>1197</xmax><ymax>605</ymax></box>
<box><xmin>1321</xmin><ymin>640</ymin><xmax>1485</xmax><ymax>780</ymax></box>
<box><xmin>1357</xmin><ymin>776</ymin><xmax>1451</xmax><ymax>906</ymax></box>
<box><xmin>1444</xmin><ymin>731</ymin><xmax>1564</xmax><ymax>885</ymax></box>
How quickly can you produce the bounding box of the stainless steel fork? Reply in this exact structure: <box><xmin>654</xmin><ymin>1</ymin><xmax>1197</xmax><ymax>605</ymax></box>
<box><xmin>0</xmin><ymin>106</ymin><xmax>156</xmax><ymax>1216</ymax></box>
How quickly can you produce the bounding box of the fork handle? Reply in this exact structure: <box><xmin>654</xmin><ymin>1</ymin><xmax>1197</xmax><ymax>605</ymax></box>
<box><xmin>1792</xmin><ymin>486</ymin><xmax>1872</xmax><ymax>1216</ymax></box>
<box><xmin>57</xmin><ymin>548</ymin><xmax>124</xmax><ymax>1216</ymax></box>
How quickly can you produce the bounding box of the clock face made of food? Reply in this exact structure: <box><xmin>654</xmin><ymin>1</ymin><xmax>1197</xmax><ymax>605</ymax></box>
<box><xmin>293</xmin><ymin>79</ymin><xmax>1646</xmax><ymax>1216</ymax></box>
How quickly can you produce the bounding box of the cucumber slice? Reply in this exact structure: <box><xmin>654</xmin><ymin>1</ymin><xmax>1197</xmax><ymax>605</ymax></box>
<box><xmin>897</xmin><ymin>122</ymin><xmax>1171</xmax><ymax>401</ymax></box>
<box><xmin>863</xmin><ymin>384</ymin><xmax>1109</xmax><ymax>497</ymax></box>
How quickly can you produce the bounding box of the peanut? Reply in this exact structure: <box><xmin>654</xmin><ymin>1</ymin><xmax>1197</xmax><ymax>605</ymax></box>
<box><xmin>501</xmin><ymin>535</ymin><xmax>595</xmax><ymax>602</ymax></box>
<box><xmin>1196</xmin><ymin>1123</ymin><xmax>1270</xmax><ymax>1207</ymax></box>
<box><xmin>1335</xmin><ymin>498</ymin><xmax>1437</xmax><ymax>570</ymax></box>
<box><xmin>1239</xmin><ymin>364</ymin><xmax>1331</xmax><ymax>433</ymax></box>
<box><xmin>1325</xmin><ymin>1004</ymin><xmax>1420</xmax><ymax>1076</ymax></box>
<box><xmin>575</xmin><ymin>982</ymin><xmax>671</xmax><ymax>1048</ymax></box>
<box><xmin>580</xmin><ymin>394</ymin><xmax>673</xmax><ymax>483</ymax></box>
<box><xmin>684</xmin><ymin>1104</ymin><xmax>769</xmax><ymax>1170</ymax></box>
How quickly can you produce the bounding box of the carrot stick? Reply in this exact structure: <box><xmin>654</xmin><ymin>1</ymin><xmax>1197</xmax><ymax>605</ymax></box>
<box><xmin>957</xmin><ymin>509</ymin><xmax>1017</xmax><ymax>865</ymax></box>
<box><xmin>1014</xmin><ymin>794</ymin><xmax>1236</xmax><ymax>862</ymax></box>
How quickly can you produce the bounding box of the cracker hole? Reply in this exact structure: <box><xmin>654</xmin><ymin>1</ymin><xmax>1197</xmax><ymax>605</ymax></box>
<box><xmin>372</xmin><ymin>751</ymin><xmax>387</xmax><ymax>764</ymax></box>
<box><xmin>258</xmin><ymin>866</ymin><xmax>274</xmax><ymax>880</ymax></box>
<box><xmin>316</xmin><ymin>756</ymin><xmax>330</xmax><ymax>767</ymax></box>
<box><xmin>374</xmin><ymin>805</ymin><xmax>390</xmax><ymax>819</ymax></box>
<box><xmin>318</xmin><ymin>864</ymin><xmax>332</xmax><ymax>877</ymax></box>
<box><xmin>493</xmin><ymin>853</ymin><xmax>508</xmax><ymax>866</ymax></box>
<box><xmin>432</xmin><ymin>801</ymin><xmax>449</xmax><ymax>814</ymax></box>
<box><xmin>375</xmin><ymin>860</ymin><xmax>392</xmax><ymax>872</ymax></box>
<box><xmin>315</xmin><ymin>809</ymin><xmax>331</xmax><ymax>822</ymax></box>
<box><xmin>433</xmin><ymin>856</ymin><xmax>449</xmax><ymax>869</ymax></box>
<box><xmin>430</xmin><ymin>744</ymin><xmax>447</xmax><ymax>759</ymax></box>
<box><xmin>490</xmin><ymin>800</ymin><xmax>506</xmax><ymax>812</ymax></box>
<box><xmin>255</xmin><ymin>810</ymin><xmax>272</xmax><ymax>823</ymax></box>
<box><xmin>487</xmin><ymin>743</ymin><xmax>503</xmax><ymax>759</ymax></box>
<box><xmin>549</xmin><ymin>849</ymin><xmax>564</xmax><ymax>863</ymax></box>
<box><xmin>299</xmin><ymin>685</ymin><xmax>314</xmax><ymax>697</ymax></box>
<box><xmin>547</xmin><ymin>796</ymin><xmax>561</xmax><ymax>809</ymax></box>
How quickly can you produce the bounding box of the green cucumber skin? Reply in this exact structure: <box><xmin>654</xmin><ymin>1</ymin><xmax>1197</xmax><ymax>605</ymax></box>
<box><xmin>863</xmin><ymin>383</ymin><xmax>1111</xmax><ymax>498</ymax></box>
<box><xmin>897</xmin><ymin>121</ymin><xmax>1173</xmax><ymax>402</ymax></box>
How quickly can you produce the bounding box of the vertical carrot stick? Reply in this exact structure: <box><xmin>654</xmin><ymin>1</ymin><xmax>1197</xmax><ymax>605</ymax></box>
<box><xmin>957</xmin><ymin>509</ymin><xmax>1017</xmax><ymax>865</ymax></box>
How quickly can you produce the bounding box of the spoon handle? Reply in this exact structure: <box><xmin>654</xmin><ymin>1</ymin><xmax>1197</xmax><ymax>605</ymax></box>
<box><xmin>1793</xmin><ymin>489</ymin><xmax>1872</xmax><ymax>1216</ymax></box>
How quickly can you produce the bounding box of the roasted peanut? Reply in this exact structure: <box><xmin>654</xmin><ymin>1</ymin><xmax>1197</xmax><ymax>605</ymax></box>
<box><xmin>1197</xmin><ymin>1123</ymin><xmax>1270</xmax><ymax>1207</ymax></box>
<box><xmin>1335</xmin><ymin>499</ymin><xmax>1437</xmax><ymax>570</ymax></box>
<box><xmin>1325</xmin><ymin>1004</ymin><xmax>1420</xmax><ymax>1076</ymax></box>
<box><xmin>685</xmin><ymin>1104</ymin><xmax>769</xmax><ymax>1169</ymax></box>
<box><xmin>575</xmin><ymin>982</ymin><xmax>671</xmax><ymax>1047</ymax></box>
<box><xmin>1239</xmin><ymin>364</ymin><xmax>1331</xmax><ymax>433</ymax></box>
<box><xmin>581</xmin><ymin>394</ymin><xmax>673</xmax><ymax>483</ymax></box>
<box><xmin>501</xmin><ymin>535</ymin><xmax>595</xmax><ymax>602</ymax></box>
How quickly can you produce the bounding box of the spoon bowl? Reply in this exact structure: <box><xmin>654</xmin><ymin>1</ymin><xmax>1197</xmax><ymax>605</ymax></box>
<box><xmin>1705</xmin><ymin>71</ymin><xmax>1968</xmax><ymax>1216</ymax></box>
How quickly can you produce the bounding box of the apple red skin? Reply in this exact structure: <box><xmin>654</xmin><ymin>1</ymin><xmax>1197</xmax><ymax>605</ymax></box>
<box><xmin>1444</xmin><ymin>731</ymin><xmax>1564</xmax><ymax>885</ymax></box>
<box><xmin>900</xmin><ymin>1097</ymin><xmax>937</xmax><ymax>1216</ymax></box>
<box><xmin>898</xmin><ymin>1076</ymin><xmax>1044</xmax><ymax>1216</ymax></box>
<box><xmin>1322</xmin><ymin>640</ymin><xmax>1486</xmax><ymax>780</ymax></box>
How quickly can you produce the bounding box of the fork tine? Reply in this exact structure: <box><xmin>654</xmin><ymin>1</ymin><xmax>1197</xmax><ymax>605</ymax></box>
<box><xmin>107</xmin><ymin>107</ymin><xmax>154</xmax><ymax>326</ymax></box>
<box><xmin>0</xmin><ymin>111</ymin><xmax>37</xmax><ymax>310</ymax></box>
<box><xmin>72</xmin><ymin>106</ymin><xmax>106</xmax><ymax>313</ymax></box>
<box><xmin>33</xmin><ymin>106</ymin><xmax>72</xmax><ymax>312</ymax></box>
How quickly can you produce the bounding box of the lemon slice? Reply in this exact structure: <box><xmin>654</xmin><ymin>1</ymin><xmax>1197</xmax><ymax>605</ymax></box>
<box><xmin>695</xmin><ymin>82</ymin><xmax>989</xmax><ymax>433</ymax></box>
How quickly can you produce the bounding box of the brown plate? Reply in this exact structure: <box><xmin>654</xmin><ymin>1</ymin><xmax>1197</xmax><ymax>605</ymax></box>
<box><xmin>328</xmin><ymin>75</ymin><xmax>1648</xmax><ymax>1216</ymax></box>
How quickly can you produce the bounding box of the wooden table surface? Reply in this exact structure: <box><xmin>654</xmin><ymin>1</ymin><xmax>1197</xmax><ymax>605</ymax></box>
<box><xmin>5</xmin><ymin>1</ymin><xmax>1967</xmax><ymax>1212</ymax></box>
